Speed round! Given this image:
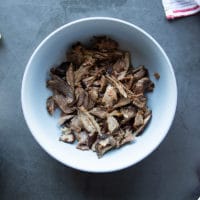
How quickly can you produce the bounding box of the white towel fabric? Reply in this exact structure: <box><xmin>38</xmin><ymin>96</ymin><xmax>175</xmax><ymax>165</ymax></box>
<box><xmin>162</xmin><ymin>0</ymin><xmax>200</xmax><ymax>19</ymax></box>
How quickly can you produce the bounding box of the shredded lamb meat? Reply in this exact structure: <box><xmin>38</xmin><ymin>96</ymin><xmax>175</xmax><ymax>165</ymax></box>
<box><xmin>46</xmin><ymin>36</ymin><xmax>156</xmax><ymax>158</ymax></box>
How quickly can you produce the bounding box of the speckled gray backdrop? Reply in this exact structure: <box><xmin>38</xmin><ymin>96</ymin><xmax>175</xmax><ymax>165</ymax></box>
<box><xmin>0</xmin><ymin>0</ymin><xmax>200</xmax><ymax>200</ymax></box>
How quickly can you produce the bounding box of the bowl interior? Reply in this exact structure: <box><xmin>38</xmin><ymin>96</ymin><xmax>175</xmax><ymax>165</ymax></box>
<box><xmin>22</xmin><ymin>18</ymin><xmax>177</xmax><ymax>172</ymax></box>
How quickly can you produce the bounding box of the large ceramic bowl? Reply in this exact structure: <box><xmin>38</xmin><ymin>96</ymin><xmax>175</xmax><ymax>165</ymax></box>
<box><xmin>21</xmin><ymin>17</ymin><xmax>177</xmax><ymax>173</ymax></box>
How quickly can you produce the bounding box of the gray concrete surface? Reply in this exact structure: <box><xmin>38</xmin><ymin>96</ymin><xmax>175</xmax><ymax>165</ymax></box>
<box><xmin>0</xmin><ymin>0</ymin><xmax>200</xmax><ymax>199</ymax></box>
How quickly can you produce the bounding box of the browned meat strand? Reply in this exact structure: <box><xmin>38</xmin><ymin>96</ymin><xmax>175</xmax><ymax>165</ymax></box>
<box><xmin>46</xmin><ymin>36</ymin><xmax>156</xmax><ymax>158</ymax></box>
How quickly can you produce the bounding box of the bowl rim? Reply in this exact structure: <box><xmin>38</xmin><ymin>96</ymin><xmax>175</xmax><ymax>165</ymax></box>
<box><xmin>21</xmin><ymin>17</ymin><xmax>177</xmax><ymax>173</ymax></box>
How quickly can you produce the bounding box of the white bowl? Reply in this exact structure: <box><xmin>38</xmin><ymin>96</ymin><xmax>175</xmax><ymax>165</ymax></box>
<box><xmin>21</xmin><ymin>17</ymin><xmax>177</xmax><ymax>173</ymax></box>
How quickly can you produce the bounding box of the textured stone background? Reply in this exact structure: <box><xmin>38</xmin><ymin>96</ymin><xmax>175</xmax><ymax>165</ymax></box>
<box><xmin>0</xmin><ymin>0</ymin><xmax>200</xmax><ymax>199</ymax></box>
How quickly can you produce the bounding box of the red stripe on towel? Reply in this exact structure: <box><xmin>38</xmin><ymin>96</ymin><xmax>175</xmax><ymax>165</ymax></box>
<box><xmin>173</xmin><ymin>5</ymin><xmax>200</xmax><ymax>13</ymax></box>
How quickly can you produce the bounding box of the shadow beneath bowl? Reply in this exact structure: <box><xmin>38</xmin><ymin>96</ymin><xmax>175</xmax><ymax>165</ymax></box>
<box><xmin>55</xmin><ymin>152</ymin><xmax>163</xmax><ymax>200</ymax></box>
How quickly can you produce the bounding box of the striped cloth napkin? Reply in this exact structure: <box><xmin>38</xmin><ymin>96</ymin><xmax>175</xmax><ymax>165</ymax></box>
<box><xmin>162</xmin><ymin>0</ymin><xmax>200</xmax><ymax>19</ymax></box>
